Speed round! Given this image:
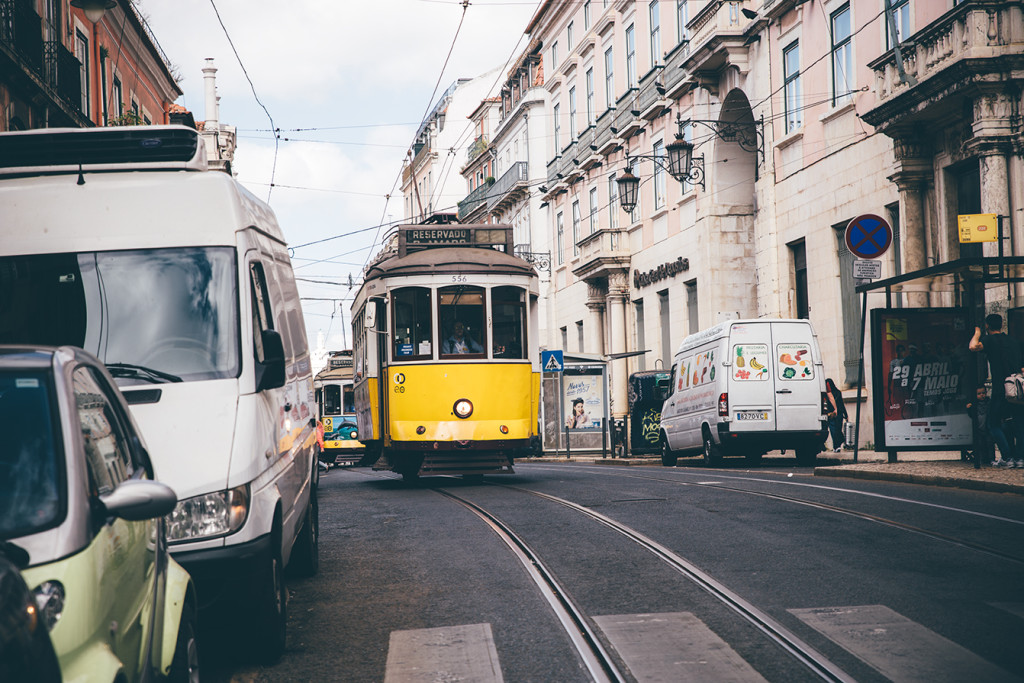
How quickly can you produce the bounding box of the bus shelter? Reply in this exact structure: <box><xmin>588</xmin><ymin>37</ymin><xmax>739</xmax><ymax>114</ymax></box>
<box><xmin>540</xmin><ymin>353</ymin><xmax>610</xmax><ymax>456</ymax></box>
<box><xmin>853</xmin><ymin>256</ymin><xmax>1024</xmax><ymax>463</ymax></box>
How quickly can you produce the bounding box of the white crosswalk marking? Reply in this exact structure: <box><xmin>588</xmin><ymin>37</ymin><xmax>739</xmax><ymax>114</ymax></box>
<box><xmin>595</xmin><ymin>612</ymin><xmax>768</xmax><ymax>683</ymax></box>
<box><xmin>790</xmin><ymin>605</ymin><xmax>1018</xmax><ymax>683</ymax></box>
<box><xmin>384</xmin><ymin>623</ymin><xmax>504</xmax><ymax>683</ymax></box>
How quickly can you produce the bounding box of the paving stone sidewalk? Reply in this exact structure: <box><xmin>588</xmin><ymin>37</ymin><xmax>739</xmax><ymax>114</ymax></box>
<box><xmin>814</xmin><ymin>449</ymin><xmax>1024</xmax><ymax>495</ymax></box>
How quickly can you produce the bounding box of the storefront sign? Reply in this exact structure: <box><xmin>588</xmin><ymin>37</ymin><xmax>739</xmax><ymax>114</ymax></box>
<box><xmin>633</xmin><ymin>257</ymin><xmax>688</xmax><ymax>288</ymax></box>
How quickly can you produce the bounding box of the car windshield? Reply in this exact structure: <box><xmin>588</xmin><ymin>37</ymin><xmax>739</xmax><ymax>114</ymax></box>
<box><xmin>0</xmin><ymin>248</ymin><xmax>239</xmax><ymax>383</ymax></box>
<box><xmin>0</xmin><ymin>370</ymin><xmax>63</xmax><ymax>538</ymax></box>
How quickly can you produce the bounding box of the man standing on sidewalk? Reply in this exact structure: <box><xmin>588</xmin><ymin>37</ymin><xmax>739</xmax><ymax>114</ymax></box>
<box><xmin>969</xmin><ymin>313</ymin><xmax>1024</xmax><ymax>467</ymax></box>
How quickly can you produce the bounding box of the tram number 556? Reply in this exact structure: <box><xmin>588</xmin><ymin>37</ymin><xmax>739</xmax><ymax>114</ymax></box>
<box><xmin>451</xmin><ymin>274</ymin><xmax>467</xmax><ymax>283</ymax></box>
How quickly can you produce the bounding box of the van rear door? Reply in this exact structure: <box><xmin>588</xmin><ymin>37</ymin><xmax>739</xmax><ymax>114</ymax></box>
<box><xmin>771</xmin><ymin>321</ymin><xmax>822</xmax><ymax>431</ymax></box>
<box><xmin>727</xmin><ymin>322</ymin><xmax>778</xmax><ymax>431</ymax></box>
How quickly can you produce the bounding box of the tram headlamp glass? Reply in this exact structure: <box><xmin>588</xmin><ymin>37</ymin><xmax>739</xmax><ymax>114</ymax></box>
<box><xmin>453</xmin><ymin>399</ymin><xmax>474</xmax><ymax>419</ymax></box>
<box><xmin>166</xmin><ymin>484</ymin><xmax>250</xmax><ymax>542</ymax></box>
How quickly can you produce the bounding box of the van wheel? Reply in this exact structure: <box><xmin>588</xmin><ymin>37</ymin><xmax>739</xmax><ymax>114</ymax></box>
<box><xmin>252</xmin><ymin>539</ymin><xmax>287</xmax><ymax>663</ymax></box>
<box><xmin>290</xmin><ymin>486</ymin><xmax>319</xmax><ymax>577</ymax></box>
<box><xmin>661</xmin><ymin>437</ymin><xmax>678</xmax><ymax>467</ymax></box>
<box><xmin>702</xmin><ymin>429</ymin><xmax>723</xmax><ymax>467</ymax></box>
<box><xmin>795</xmin><ymin>446</ymin><xmax>818</xmax><ymax>467</ymax></box>
<box><xmin>168</xmin><ymin>598</ymin><xmax>199</xmax><ymax>683</ymax></box>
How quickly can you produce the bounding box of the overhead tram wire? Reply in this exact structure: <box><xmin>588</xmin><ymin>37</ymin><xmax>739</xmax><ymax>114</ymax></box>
<box><xmin>362</xmin><ymin>0</ymin><xmax>473</xmax><ymax>271</ymax></box>
<box><xmin>208</xmin><ymin>0</ymin><xmax>279</xmax><ymax>203</ymax></box>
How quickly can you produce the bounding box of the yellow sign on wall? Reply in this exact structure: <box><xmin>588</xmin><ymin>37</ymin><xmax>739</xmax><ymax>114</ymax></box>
<box><xmin>958</xmin><ymin>213</ymin><xmax>998</xmax><ymax>243</ymax></box>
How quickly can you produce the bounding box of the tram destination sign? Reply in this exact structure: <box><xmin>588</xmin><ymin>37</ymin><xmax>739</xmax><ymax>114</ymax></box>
<box><xmin>407</xmin><ymin>228</ymin><xmax>472</xmax><ymax>245</ymax></box>
<box><xmin>399</xmin><ymin>224</ymin><xmax>514</xmax><ymax>256</ymax></box>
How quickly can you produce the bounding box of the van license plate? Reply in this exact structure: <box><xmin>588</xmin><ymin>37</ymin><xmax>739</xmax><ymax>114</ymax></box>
<box><xmin>736</xmin><ymin>411</ymin><xmax>768</xmax><ymax>421</ymax></box>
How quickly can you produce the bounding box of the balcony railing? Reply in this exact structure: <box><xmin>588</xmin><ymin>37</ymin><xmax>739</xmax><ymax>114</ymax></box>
<box><xmin>547</xmin><ymin>155</ymin><xmax>561</xmax><ymax>186</ymax></box>
<box><xmin>662</xmin><ymin>39</ymin><xmax>691</xmax><ymax>99</ymax></box>
<box><xmin>44</xmin><ymin>40</ymin><xmax>82</xmax><ymax>110</ymax></box>
<box><xmin>572</xmin><ymin>227</ymin><xmax>631</xmax><ymax>280</ymax></box>
<box><xmin>466</xmin><ymin>135</ymin><xmax>489</xmax><ymax>162</ymax></box>
<box><xmin>457</xmin><ymin>181</ymin><xmax>491</xmax><ymax>221</ymax></box>
<box><xmin>869</xmin><ymin>1</ymin><xmax>1020</xmax><ymax>105</ymax></box>
<box><xmin>487</xmin><ymin>161</ymin><xmax>528</xmax><ymax>213</ymax></box>
<box><xmin>635</xmin><ymin>65</ymin><xmax>667</xmax><ymax>119</ymax></box>
<box><xmin>0</xmin><ymin>0</ymin><xmax>44</xmax><ymax>73</ymax></box>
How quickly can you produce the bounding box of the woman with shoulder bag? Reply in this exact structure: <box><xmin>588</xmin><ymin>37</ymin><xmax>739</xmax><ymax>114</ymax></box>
<box><xmin>825</xmin><ymin>378</ymin><xmax>848</xmax><ymax>453</ymax></box>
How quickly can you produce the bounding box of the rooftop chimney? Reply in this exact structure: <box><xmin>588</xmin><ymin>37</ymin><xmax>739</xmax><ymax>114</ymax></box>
<box><xmin>202</xmin><ymin>58</ymin><xmax>218</xmax><ymax>131</ymax></box>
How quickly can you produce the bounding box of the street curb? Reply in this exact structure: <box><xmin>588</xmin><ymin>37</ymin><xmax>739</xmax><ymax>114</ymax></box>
<box><xmin>814</xmin><ymin>466</ymin><xmax>1024</xmax><ymax>495</ymax></box>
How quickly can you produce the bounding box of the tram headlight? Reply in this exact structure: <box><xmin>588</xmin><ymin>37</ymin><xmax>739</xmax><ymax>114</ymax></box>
<box><xmin>453</xmin><ymin>399</ymin><xmax>474</xmax><ymax>419</ymax></box>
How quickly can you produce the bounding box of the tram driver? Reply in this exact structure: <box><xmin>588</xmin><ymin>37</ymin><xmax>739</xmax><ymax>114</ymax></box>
<box><xmin>443</xmin><ymin>321</ymin><xmax>483</xmax><ymax>355</ymax></box>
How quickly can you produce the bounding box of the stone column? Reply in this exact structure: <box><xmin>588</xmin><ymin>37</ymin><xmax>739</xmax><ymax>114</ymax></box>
<box><xmin>585</xmin><ymin>279</ymin><xmax>606</xmax><ymax>357</ymax></box>
<box><xmin>607</xmin><ymin>270</ymin><xmax>630</xmax><ymax>418</ymax></box>
<box><xmin>889</xmin><ymin>135</ymin><xmax>932</xmax><ymax>308</ymax></box>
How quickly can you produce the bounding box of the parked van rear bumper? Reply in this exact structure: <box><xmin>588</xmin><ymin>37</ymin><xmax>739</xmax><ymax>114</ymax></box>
<box><xmin>717</xmin><ymin>423</ymin><xmax>824</xmax><ymax>454</ymax></box>
<box><xmin>172</xmin><ymin>533</ymin><xmax>272</xmax><ymax>609</ymax></box>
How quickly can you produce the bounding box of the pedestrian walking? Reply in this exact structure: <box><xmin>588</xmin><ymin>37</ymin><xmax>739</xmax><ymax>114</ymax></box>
<box><xmin>968</xmin><ymin>313</ymin><xmax>1024</xmax><ymax>468</ymax></box>
<box><xmin>966</xmin><ymin>384</ymin><xmax>995</xmax><ymax>468</ymax></box>
<box><xmin>824</xmin><ymin>378</ymin><xmax>848</xmax><ymax>452</ymax></box>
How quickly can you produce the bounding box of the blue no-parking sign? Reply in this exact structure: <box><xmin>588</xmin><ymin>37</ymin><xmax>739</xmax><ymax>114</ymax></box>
<box><xmin>845</xmin><ymin>214</ymin><xmax>893</xmax><ymax>259</ymax></box>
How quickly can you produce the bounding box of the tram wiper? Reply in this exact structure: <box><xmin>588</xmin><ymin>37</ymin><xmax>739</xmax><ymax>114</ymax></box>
<box><xmin>106</xmin><ymin>362</ymin><xmax>183</xmax><ymax>384</ymax></box>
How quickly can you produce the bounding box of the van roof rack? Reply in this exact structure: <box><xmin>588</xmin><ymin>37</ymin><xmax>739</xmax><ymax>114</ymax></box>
<box><xmin>0</xmin><ymin>125</ymin><xmax>208</xmax><ymax>177</ymax></box>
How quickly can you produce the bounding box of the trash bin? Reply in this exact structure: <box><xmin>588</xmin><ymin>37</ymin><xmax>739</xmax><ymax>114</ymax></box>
<box><xmin>628</xmin><ymin>370</ymin><xmax>671</xmax><ymax>455</ymax></box>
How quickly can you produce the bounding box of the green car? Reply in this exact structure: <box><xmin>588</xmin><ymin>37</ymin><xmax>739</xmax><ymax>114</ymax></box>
<box><xmin>0</xmin><ymin>346</ymin><xmax>199</xmax><ymax>682</ymax></box>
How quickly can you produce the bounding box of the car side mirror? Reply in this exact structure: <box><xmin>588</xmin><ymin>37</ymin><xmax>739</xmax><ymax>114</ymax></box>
<box><xmin>257</xmin><ymin>328</ymin><xmax>286</xmax><ymax>391</ymax></box>
<box><xmin>99</xmin><ymin>479</ymin><xmax>178</xmax><ymax>521</ymax></box>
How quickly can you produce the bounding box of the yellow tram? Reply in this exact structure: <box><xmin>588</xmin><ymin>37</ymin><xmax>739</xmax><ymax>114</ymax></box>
<box><xmin>350</xmin><ymin>223</ymin><xmax>540</xmax><ymax>480</ymax></box>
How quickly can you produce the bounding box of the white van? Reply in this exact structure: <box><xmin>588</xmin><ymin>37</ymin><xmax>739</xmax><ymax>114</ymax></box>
<box><xmin>659</xmin><ymin>319</ymin><xmax>827</xmax><ymax>467</ymax></box>
<box><xmin>0</xmin><ymin>126</ymin><xmax>318</xmax><ymax>661</ymax></box>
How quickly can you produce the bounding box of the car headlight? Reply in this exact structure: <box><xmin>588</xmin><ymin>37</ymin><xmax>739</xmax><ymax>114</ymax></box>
<box><xmin>453</xmin><ymin>399</ymin><xmax>473</xmax><ymax>419</ymax></box>
<box><xmin>165</xmin><ymin>484</ymin><xmax>249</xmax><ymax>543</ymax></box>
<box><xmin>32</xmin><ymin>581</ymin><xmax>64</xmax><ymax>632</ymax></box>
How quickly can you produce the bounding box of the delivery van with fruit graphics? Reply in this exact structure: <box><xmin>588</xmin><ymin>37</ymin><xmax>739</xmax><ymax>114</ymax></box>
<box><xmin>657</xmin><ymin>319</ymin><xmax>827</xmax><ymax>467</ymax></box>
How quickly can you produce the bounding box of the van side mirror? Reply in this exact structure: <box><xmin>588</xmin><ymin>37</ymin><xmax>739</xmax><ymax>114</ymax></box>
<box><xmin>257</xmin><ymin>328</ymin><xmax>286</xmax><ymax>391</ymax></box>
<box><xmin>655</xmin><ymin>377</ymin><xmax>670</xmax><ymax>400</ymax></box>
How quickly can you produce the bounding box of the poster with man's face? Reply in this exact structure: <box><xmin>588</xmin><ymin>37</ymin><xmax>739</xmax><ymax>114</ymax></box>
<box><xmin>871</xmin><ymin>308</ymin><xmax>973</xmax><ymax>449</ymax></box>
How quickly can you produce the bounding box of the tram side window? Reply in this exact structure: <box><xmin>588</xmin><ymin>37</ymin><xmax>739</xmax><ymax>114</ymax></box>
<box><xmin>392</xmin><ymin>287</ymin><xmax>432</xmax><ymax>360</ymax></box>
<box><xmin>323</xmin><ymin>384</ymin><xmax>341</xmax><ymax>417</ymax></box>
<box><xmin>343</xmin><ymin>385</ymin><xmax>355</xmax><ymax>414</ymax></box>
<box><xmin>492</xmin><ymin>286</ymin><xmax>526</xmax><ymax>359</ymax></box>
<box><xmin>439</xmin><ymin>285</ymin><xmax>486</xmax><ymax>358</ymax></box>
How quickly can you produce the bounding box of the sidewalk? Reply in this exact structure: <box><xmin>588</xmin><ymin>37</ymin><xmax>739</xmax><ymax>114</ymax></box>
<box><xmin>537</xmin><ymin>448</ymin><xmax>1024</xmax><ymax>496</ymax></box>
<box><xmin>813</xmin><ymin>448</ymin><xmax>1024</xmax><ymax>496</ymax></box>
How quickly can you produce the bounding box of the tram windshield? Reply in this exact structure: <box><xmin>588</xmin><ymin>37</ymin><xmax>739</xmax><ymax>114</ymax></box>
<box><xmin>322</xmin><ymin>384</ymin><xmax>341</xmax><ymax>417</ymax></box>
<box><xmin>439</xmin><ymin>286</ymin><xmax>485</xmax><ymax>358</ymax></box>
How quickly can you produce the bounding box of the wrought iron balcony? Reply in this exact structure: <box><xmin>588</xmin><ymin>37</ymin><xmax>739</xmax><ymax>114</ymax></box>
<box><xmin>662</xmin><ymin>39</ymin><xmax>691</xmax><ymax>100</ymax></box>
<box><xmin>514</xmin><ymin>245</ymin><xmax>551</xmax><ymax>273</ymax></box>
<box><xmin>546</xmin><ymin>154</ymin><xmax>562</xmax><ymax>186</ymax></box>
<box><xmin>635</xmin><ymin>65</ymin><xmax>668</xmax><ymax>120</ymax></box>
<box><xmin>457</xmin><ymin>180</ymin><xmax>491</xmax><ymax>221</ymax></box>
<box><xmin>594</xmin><ymin>108</ymin><xmax>620</xmax><ymax>157</ymax></box>
<box><xmin>44</xmin><ymin>40</ymin><xmax>82</xmax><ymax>110</ymax></box>
<box><xmin>0</xmin><ymin>0</ymin><xmax>44</xmax><ymax>73</ymax></box>
<box><xmin>487</xmin><ymin>161</ymin><xmax>528</xmax><ymax>214</ymax></box>
<box><xmin>613</xmin><ymin>88</ymin><xmax>642</xmax><ymax>139</ymax></box>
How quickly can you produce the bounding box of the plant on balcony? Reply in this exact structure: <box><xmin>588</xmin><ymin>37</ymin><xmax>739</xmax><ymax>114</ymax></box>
<box><xmin>107</xmin><ymin>111</ymin><xmax>143</xmax><ymax>127</ymax></box>
<box><xmin>485</xmin><ymin>176</ymin><xmax>495</xmax><ymax>185</ymax></box>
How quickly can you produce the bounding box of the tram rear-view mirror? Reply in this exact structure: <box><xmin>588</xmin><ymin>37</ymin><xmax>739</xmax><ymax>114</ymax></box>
<box><xmin>364</xmin><ymin>304</ymin><xmax>377</xmax><ymax>329</ymax></box>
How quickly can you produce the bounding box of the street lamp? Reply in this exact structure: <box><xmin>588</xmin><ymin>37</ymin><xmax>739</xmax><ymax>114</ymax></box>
<box><xmin>70</xmin><ymin>0</ymin><xmax>116</xmax><ymax>23</ymax></box>
<box><xmin>616</xmin><ymin>115</ymin><xmax>705</xmax><ymax>214</ymax></box>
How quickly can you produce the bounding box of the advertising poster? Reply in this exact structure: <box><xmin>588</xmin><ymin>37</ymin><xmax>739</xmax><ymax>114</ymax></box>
<box><xmin>871</xmin><ymin>308</ymin><xmax>973</xmax><ymax>450</ymax></box>
<box><xmin>563</xmin><ymin>366</ymin><xmax>605</xmax><ymax>430</ymax></box>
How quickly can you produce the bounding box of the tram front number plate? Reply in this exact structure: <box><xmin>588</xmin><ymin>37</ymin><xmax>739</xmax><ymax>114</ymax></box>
<box><xmin>736</xmin><ymin>411</ymin><xmax>768</xmax><ymax>421</ymax></box>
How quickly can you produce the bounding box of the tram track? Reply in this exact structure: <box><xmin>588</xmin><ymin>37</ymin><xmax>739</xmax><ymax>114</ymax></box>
<box><xmin>524</xmin><ymin>463</ymin><xmax>1024</xmax><ymax>565</ymax></box>
<box><xmin>353</xmin><ymin>469</ymin><xmax>858</xmax><ymax>682</ymax></box>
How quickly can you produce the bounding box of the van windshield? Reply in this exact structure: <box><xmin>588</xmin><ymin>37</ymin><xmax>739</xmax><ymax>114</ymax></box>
<box><xmin>0</xmin><ymin>248</ymin><xmax>239</xmax><ymax>383</ymax></box>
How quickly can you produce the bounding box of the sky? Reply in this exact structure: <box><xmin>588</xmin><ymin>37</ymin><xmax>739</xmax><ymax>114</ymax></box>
<box><xmin>139</xmin><ymin>0</ymin><xmax>541</xmax><ymax>354</ymax></box>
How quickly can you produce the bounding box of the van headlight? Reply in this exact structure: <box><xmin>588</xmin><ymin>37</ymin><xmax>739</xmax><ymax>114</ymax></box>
<box><xmin>166</xmin><ymin>484</ymin><xmax>249</xmax><ymax>543</ymax></box>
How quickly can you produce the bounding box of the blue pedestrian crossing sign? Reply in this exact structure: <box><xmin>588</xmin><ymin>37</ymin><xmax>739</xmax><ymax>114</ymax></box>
<box><xmin>542</xmin><ymin>350</ymin><xmax>564</xmax><ymax>373</ymax></box>
<box><xmin>845</xmin><ymin>214</ymin><xmax>893</xmax><ymax>259</ymax></box>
